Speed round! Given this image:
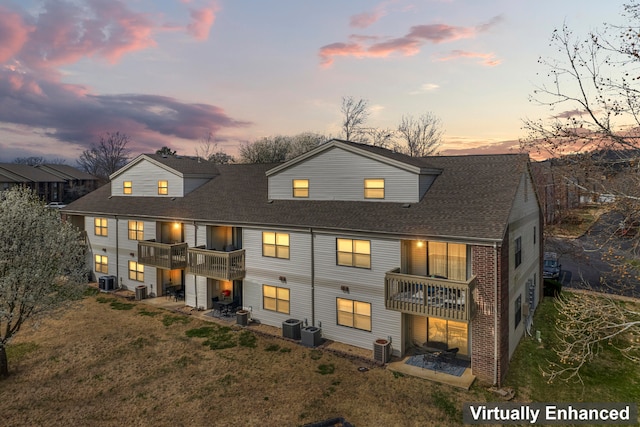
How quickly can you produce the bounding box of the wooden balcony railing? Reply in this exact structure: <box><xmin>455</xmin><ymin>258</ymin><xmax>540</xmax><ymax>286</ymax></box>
<box><xmin>138</xmin><ymin>240</ymin><xmax>188</xmax><ymax>270</ymax></box>
<box><xmin>385</xmin><ymin>268</ymin><xmax>477</xmax><ymax>322</ymax></box>
<box><xmin>187</xmin><ymin>248</ymin><xmax>246</xmax><ymax>281</ymax></box>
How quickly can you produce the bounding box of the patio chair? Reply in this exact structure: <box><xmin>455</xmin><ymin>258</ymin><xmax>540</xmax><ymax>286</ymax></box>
<box><xmin>211</xmin><ymin>297</ymin><xmax>222</xmax><ymax>317</ymax></box>
<box><xmin>442</xmin><ymin>347</ymin><xmax>459</xmax><ymax>363</ymax></box>
<box><xmin>423</xmin><ymin>351</ymin><xmax>443</xmax><ymax>371</ymax></box>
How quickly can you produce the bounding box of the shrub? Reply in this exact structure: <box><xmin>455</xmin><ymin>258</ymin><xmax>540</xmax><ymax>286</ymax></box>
<box><xmin>543</xmin><ymin>279</ymin><xmax>562</xmax><ymax>297</ymax></box>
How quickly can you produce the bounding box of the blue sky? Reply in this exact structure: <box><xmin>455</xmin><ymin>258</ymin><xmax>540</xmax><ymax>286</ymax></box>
<box><xmin>0</xmin><ymin>0</ymin><xmax>627</xmax><ymax>162</ymax></box>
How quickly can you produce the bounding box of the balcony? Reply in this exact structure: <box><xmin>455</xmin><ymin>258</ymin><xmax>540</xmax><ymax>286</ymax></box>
<box><xmin>385</xmin><ymin>268</ymin><xmax>476</xmax><ymax>322</ymax></box>
<box><xmin>187</xmin><ymin>247</ymin><xmax>246</xmax><ymax>281</ymax></box>
<box><xmin>138</xmin><ymin>240</ymin><xmax>188</xmax><ymax>270</ymax></box>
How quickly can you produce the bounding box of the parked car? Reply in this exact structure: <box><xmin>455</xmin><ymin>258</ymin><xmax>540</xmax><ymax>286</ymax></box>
<box><xmin>46</xmin><ymin>202</ymin><xmax>67</xmax><ymax>209</ymax></box>
<box><xmin>543</xmin><ymin>252</ymin><xmax>561</xmax><ymax>279</ymax></box>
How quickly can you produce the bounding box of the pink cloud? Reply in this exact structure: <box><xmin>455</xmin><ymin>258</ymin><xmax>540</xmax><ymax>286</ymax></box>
<box><xmin>0</xmin><ymin>1</ymin><xmax>246</xmax><ymax>155</ymax></box>
<box><xmin>349</xmin><ymin>1</ymin><xmax>397</xmax><ymax>29</ymax></box>
<box><xmin>13</xmin><ymin>0</ymin><xmax>157</xmax><ymax>68</ymax></box>
<box><xmin>350</xmin><ymin>10</ymin><xmax>386</xmax><ymax>29</ymax></box>
<box><xmin>319</xmin><ymin>42</ymin><xmax>366</xmax><ymax>67</ymax></box>
<box><xmin>435</xmin><ymin>50</ymin><xmax>501</xmax><ymax>66</ymax></box>
<box><xmin>187</xmin><ymin>5</ymin><xmax>218</xmax><ymax>40</ymax></box>
<box><xmin>407</xmin><ymin>24</ymin><xmax>476</xmax><ymax>43</ymax></box>
<box><xmin>320</xmin><ymin>15</ymin><xmax>504</xmax><ymax>67</ymax></box>
<box><xmin>0</xmin><ymin>7</ymin><xmax>32</xmax><ymax>63</ymax></box>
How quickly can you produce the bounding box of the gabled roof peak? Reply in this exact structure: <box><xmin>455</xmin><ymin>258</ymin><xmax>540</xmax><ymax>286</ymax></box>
<box><xmin>110</xmin><ymin>153</ymin><xmax>219</xmax><ymax>180</ymax></box>
<box><xmin>266</xmin><ymin>139</ymin><xmax>442</xmax><ymax>176</ymax></box>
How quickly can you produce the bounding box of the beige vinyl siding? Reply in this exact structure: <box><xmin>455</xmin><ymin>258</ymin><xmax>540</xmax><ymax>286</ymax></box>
<box><xmin>117</xmin><ymin>218</ymin><xmax>143</xmax><ymax>290</ymax></box>
<box><xmin>313</xmin><ymin>233</ymin><xmax>403</xmax><ymax>355</ymax></box>
<box><xmin>111</xmin><ymin>160</ymin><xmax>184</xmax><ymax>197</ymax></box>
<box><xmin>182</xmin><ymin>223</ymin><xmax>199</xmax><ymax>307</ymax></box>
<box><xmin>268</xmin><ymin>146</ymin><xmax>420</xmax><ymax>203</ymax></box>
<box><xmin>242</xmin><ymin>228</ymin><xmax>312</xmax><ymax>327</ymax></box>
<box><xmin>86</xmin><ymin>216</ymin><xmax>116</xmax><ymax>279</ymax></box>
<box><xmin>507</xmin><ymin>171</ymin><xmax>541</xmax><ymax>358</ymax></box>
<box><xmin>184</xmin><ymin>274</ymin><xmax>210</xmax><ymax>309</ymax></box>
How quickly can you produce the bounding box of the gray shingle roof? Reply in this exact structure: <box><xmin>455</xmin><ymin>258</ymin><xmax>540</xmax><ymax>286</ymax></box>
<box><xmin>144</xmin><ymin>154</ymin><xmax>219</xmax><ymax>176</ymax></box>
<box><xmin>36</xmin><ymin>164</ymin><xmax>98</xmax><ymax>181</ymax></box>
<box><xmin>0</xmin><ymin>164</ymin><xmax>66</xmax><ymax>182</ymax></box>
<box><xmin>63</xmin><ymin>153</ymin><xmax>531</xmax><ymax>242</ymax></box>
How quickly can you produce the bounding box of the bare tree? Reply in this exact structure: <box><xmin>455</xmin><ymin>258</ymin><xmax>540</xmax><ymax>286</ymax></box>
<box><xmin>13</xmin><ymin>156</ymin><xmax>45</xmax><ymax>166</ymax></box>
<box><xmin>0</xmin><ymin>187</ymin><xmax>86</xmax><ymax>378</ymax></box>
<box><xmin>194</xmin><ymin>131</ymin><xmax>235</xmax><ymax>164</ymax></box>
<box><xmin>396</xmin><ymin>113</ymin><xmax>443</xmax><ymax>157</ymax></box>
<box><xmin>340</xmin><ymin>96</ymin><xmax>370</xmax><ymax>141</ymax></box>
<box><xmin>239</xmin><ymin>133</ymin><xmax>326</xmax><ymax>164</ymax></box>
<box><xmin>77</xmin><ymin>132</ymin><xmax>131</xmax><ymax>182</ymax></box>
<box><xmin>544</xmin><ymin>291</ymin><xmax>639</xmax><ymax>384</ymax></box>
<box><xmin>239</xmin><ymin>136</ymin><xmax>290</xmax><ymax>164</ymax></box>
<box><xmin>364</xmin><ymin>127</ymin><xmax>397</xmax><ymax>149</ymax></box>
<box><xmin>286</xmin><ymin>132</ymin><xmax>326</xmax><ymax>158</ymax></box>
<box><xmin>523</xmin><ymin>2</ymin><xmax>640</xmax><ymax>381</ymax></box>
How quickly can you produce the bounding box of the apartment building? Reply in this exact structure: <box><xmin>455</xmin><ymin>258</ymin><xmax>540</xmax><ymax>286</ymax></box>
<box><xmin>62</xmin><ymin>139</ymin><xmax>542</xmax><ymax>385</ymax></box>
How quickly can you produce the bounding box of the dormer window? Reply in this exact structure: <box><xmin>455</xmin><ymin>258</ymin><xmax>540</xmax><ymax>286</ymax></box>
<box><xmin>158</xmin><ymin>180</ymin><xmax>168</xmax><ymax>195</ymax></box>
<box><xmin>292</xmin><ymin>179</ymin><xmax>309</xmax><ymax>198</ymax></box>
<box><xmin>123</xmin><ymin>181</ymin><xmax>132</xmax><ymax>194</ymax></box>
<box><xmin>364</xmin><ymin>179</ymin><xmax>384</xmax><ymax>199</ymax></box>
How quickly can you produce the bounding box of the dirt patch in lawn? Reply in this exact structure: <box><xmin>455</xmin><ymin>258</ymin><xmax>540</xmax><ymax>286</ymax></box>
<box><xmin>0</xmin><ymin>294</ymin><xmax>488</xmax><ymax>426</ymax></box>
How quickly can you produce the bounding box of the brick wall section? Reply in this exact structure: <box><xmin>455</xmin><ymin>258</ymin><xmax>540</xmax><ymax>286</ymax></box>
<box><xmin>471</xmin><ymin>236</ymin><xmax>510</xmax><ymax>386</ymax></box>
<box><xmin>497</xmin><ymin>233</ymin><xmax>510</xmax><ymax>385</ymax></box>
<box><xmin>470</xmin><ymin>244</ymin><xmax>497</xmax><ymax>383</ymax></box>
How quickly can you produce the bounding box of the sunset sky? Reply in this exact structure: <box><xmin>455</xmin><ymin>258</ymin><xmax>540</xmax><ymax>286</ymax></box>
<box><xmin>0</xmin><ymin>0</ymin><xmax>626</xmax><ymax>163</ymax></box>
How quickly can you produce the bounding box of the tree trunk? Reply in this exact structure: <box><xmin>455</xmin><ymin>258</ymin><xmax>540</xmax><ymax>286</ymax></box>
<box><xmin>0</xmin><ymin>344</ymin><xmax>8</xmax><ymax>378</ymax></box>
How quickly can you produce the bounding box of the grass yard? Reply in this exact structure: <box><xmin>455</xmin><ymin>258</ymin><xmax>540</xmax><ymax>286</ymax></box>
<box><xmin>545</xmin><ymin>205</ymin><xmax>605</xmax><ymax>238</ymax></box>
<box><xmin>1</xmin><ymin>293</ymin><xmax>477</xmax><ymax>426</ymax></box>
<box><xmin>1</xmin><ymin>290</ymin><xmax>638</xmax><ymax>426</ymax></box>
<box><xmin>505</xmin><ymin>292</ymin><xmax>640</xmax><ymax>404</ymax></box>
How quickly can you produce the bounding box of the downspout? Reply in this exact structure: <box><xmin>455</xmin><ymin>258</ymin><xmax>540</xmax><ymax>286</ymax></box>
<box><xmin>115</xmin><ymin>216</ymin><xmax>120</xmax><ymax>287</ymax></box>
<box><xmin>194</xmin><ymin>222</ymin><xmax>198</xmax><ymax>309</ymax></box>
<box><xmin>311</xmin><ymin>228</ymin><xmax>315</xmax><ymax>326</ymax></box>
<box><xmin>493</xmin><ymin>241</ymin><xmax>498</xmax><ymax>385</ymax></box>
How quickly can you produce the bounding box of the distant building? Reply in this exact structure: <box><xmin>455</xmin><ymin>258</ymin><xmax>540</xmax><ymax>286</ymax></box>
<box><xmin>0</xmin><ymin>163</ymin><xmax>99</xmax><ymax>203</ymax></box>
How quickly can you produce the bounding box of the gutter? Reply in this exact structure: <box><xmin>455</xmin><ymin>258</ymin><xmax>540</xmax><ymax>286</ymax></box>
<box><xmin>115</xmin><ymin>216</ymin><xmax>120</xmax><ymax>288</ymax></box>
<box><xmin>61</xmin><ymin>208</ymin><xmax>506</xmax><ymax>247</ymax></box>
<box><xmin>310</xmin><ymin>227</ymin><xmax>315</xmax><ymax>326</ymax></box>
<box><xmin>494</xmin><ymin>242</ymin><xmax>498</xmax><ymax>385</ymax></box>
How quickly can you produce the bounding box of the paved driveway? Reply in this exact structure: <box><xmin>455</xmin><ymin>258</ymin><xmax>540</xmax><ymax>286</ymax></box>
<box><xmin>545</xmin><ymin>212</ymin><xmax>639</xmax><ymax>298</ymax></box>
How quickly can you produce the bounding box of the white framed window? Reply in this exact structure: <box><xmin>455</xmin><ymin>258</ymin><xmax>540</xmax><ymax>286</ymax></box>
<box><xmin>94</xmin><ymin>218</ymin><xmax>108</xmax><ymax>236</ymax></box>
<box><xmin>337</xmin><ymin>238</ymin><xmax>371</xmax><ymax>268</ymax></box>
<box><xmin>364</xmin><ymin>178</ymin><xmax>384</xmax><ymax>199</ymax></box>
<box><xmin>123</xmin><ymin>181</ymin><xmax>132</xmax><ymax>194</ymax></box>
<box><xmin>263</xmin><ymin>285</ymin><xmax>290</xmax><ymax>314</ymax></box>
<box><xmin>128</xmin><ymin>261</ymin><xmax>144</xmax><ymax>282</ymax></box>
<box><xmin>128</xmin><ymin>221</ymin><xmax>144</xmax><ymax>240</ymax></box>
<box><xmin>262</xmin><ymin>232</ymin><xmax>290</xmax><ymax>259</ymax></box>
<box><xmin>95</xmin><ymin>255</ymin><xmax>108</xmax><ymax>274</ymax></box>
<box><xmin>292</xmin><ymin>179</ymin><xmax>309</xmax><ymax>198</ymax></box>
<box><xmin>515</xmin><ymin>237</ymin><xmax>522</xmax><ymax>268</ymax></box>
<box><xmin>158</xmin><ymin>180</ymin><xmax>168</xmax><ymax>195</ymax></box>
<box><xmin>337</xmin><ymin>298</ymin><xmax>371</xmax><ymax>331</ymax></box>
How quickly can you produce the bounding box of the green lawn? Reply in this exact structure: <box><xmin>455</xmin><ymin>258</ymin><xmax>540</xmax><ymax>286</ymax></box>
<box><xmin>504</xmin><ymin>294</ymin><xmax>640</xmax><ymax>403</ymax></box>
